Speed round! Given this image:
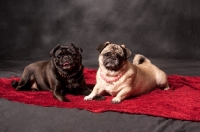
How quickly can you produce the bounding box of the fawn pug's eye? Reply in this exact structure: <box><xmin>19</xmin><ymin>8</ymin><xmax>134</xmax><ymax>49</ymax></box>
<box><xmin>103</xmin><ymin>52</ymin><xmax>112</xmax><ymax>56</ymax></box>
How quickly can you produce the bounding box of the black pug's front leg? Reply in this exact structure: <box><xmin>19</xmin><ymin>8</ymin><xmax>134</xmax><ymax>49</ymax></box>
<box><xmin>52</xmin><ymin>84</ymin><xmax>70</xmax><ymax>102</ymax></box>
<box><xmin>53</xmin><ymin>89</ymin><xmax>70</xmax><ymax>102</ymax></box>
<box><xmin>81</xmin><ymin>87</ymin><xmax>92</xmax><ymax>96</ymax></box>
<box><xmin>81</xmin><ymin>87</ymin><xmax>105</xmax><ymax>100</ymax></box>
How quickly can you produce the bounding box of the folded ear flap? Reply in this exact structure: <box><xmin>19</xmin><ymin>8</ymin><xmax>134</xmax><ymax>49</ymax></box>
<box><xmin>96</xmin><ymin>41</ymin><xmax>111</xmax><ymax>53</ymax></box>
<box><xmin>50</xmin><ymin>44</ymin><xmax>61</xmax><ymax>57</ymax></box>
<box><xmin>70</xmin><ymin>43</ymin><xmax>83</xmax><ymax>53</ymax></box>
<box><xmin>120</xmin><ymin>45</ymin><xmax>132</xmax><ymax>59</ymax></box>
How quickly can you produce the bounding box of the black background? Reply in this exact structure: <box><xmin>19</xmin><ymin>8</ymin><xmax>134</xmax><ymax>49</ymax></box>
<box><xmin>1</xmin><ymin>0</ymin><xmax>200</xmax><ymax>61</ymax></box>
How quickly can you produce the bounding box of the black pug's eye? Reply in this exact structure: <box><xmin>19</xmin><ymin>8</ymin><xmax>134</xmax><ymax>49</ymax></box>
<box><xmin>57</xmin><ymin>55</ymin><xmax>62</xmax><ymax>59</ymax></box>
<box><xmin>69</xmin><ymin>53</ymin><xmax>76</xmax><ymax>58</ymax></box>
<box><xmin>72</xmin><ymin>54</ymin><xmax>77</xmax><ymax>58</ymax></box>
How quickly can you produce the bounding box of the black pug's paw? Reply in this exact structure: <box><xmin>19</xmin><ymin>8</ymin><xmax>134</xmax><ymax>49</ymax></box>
<box><xmin>53</xmin><ymin>93</ymin><xmax>70</xmax><ymax>102</ymax></box>
<box><xmin>11</xmin><ymin>80</ymin><xmax>18</xmax><ymax>88</ymax></box>
<box><xmin>93</xmin><ymin>95</ymin><xmax>106</xmax><ymax>100</ymax></box>
<box><xmin>62</xmin><ymin>97</ymin><xmax>70</xmax><ymax>102</ymax></box>
<box><xmin>59</xmin><ymin>96</ymin><xmax>70</xmax><ymax>102</ymax></box>
<box><xmin>81</xmin><ymin>88</ymin><xmax>92</xmax><ymax>96</ymax></box>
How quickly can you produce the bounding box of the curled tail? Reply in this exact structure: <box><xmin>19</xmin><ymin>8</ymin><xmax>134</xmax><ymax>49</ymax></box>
<box><xmin>11</xmin><ymin>80</ymin><xmax>19</xmax><ymax>89</ymax></box>
<box><xmin>133</xmin><ymin>54</ymin><xmax>151</xmax><ymax>65</ymax></box>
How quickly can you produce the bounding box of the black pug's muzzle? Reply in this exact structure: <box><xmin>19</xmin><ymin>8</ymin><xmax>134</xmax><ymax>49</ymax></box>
<box><xmin>59</xmin><ymin>55</ymin><xmax>75</xmax><ymax>70</ymax></box>
<box><xmin>103</xmin><ymin>52</ymin><xmax>124</xmax><ymax>71</ymax></box>
<box><xmin>54</xmin><ymin>47</ymin><xmax>81</xmax><ymax>72</ymax></box>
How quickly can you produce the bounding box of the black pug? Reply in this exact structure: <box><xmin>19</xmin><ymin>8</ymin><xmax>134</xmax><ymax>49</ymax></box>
<box><xmin>11</xmin><ymin>44</ymin><xmax>91</xmax><ymax>102</ymax></box>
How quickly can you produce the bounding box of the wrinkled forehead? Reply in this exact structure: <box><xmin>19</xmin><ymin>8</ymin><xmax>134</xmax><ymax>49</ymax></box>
<box><xmin>54</xmin><ymin>46</ymin><xmax>76</xmax><ymax>55</ymax></box>
<box><xmin>102</xmin><ymin>44</ymin><xmax>124</xmax><ymax>54</ymax></box>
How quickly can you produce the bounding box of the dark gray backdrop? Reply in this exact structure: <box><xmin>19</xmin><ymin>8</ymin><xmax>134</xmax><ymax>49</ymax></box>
<box><xmin>0</xmin><ymin>0</ymin><xmax>200</xmax><ymax>61</ymax></box>
<box><xmin>1</xmin><ymin>1</ymin><xmax>200</xmax><ymax>132</ymax></box>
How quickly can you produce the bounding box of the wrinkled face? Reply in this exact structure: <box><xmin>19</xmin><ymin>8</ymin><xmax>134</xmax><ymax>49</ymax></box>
<box><xmin>101</xmin><ymin>44</ymin><xmax>126</xmax><ymax>71</ymax></box>
<box><xmin>51</xmin><ymin>44</ymin><xmax>82</xmax><ymax>71</ymax></box>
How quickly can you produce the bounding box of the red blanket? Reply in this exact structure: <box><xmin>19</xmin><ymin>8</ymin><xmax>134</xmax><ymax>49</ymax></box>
<box><xmin>1</xmin><ymin>68</ymin><xmax>200</xmax><ymax>122</ymax></box>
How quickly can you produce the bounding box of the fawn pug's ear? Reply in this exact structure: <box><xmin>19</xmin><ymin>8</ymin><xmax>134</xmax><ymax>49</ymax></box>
<box><xmin>96</xmin><ymin>41</ymin><xmax>111</xmax><ymax>53</ymax></box>
<box><xmin>120</xmin><ymin>44</ymin><xmax>132</xmax><ymax>59</ymax></box>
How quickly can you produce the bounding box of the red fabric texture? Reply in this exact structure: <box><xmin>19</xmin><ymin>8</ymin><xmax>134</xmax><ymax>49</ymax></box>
<box><xmin>1</xmin><ymin>68</ymin><xmax>200</xmax><ymax>121</ymax></box>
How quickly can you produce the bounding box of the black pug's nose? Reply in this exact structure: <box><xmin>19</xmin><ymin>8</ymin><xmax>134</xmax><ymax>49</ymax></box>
<box><xmin>63</xmin><ymin>56</ymin><xmax>73</xmax><ymax>64</ymax></box>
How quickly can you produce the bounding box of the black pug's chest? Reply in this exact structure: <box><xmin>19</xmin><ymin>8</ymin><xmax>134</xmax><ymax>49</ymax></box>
<box><xmin>62</xmin><ymin>77</ymin><xmax>84</xmax><ymax>95</ymax></box>
<box><xmin>65</xmin><ymin>78</ymin><xmax>81</xmax><ymax>90</ymax></box>
<box><xmin>55</xmin><ymin>65</ymin><xmax>86</xmax><ymax>94</ymax></box>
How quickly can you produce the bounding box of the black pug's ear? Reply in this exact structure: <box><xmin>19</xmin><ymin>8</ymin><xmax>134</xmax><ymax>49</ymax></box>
<box><xmin>50</xmin><ymin>44</ymin><xmax>61</xmax><ymax>57</ymax></box>
<box><xmin>96</xmin><ymin>41</ymin><xmax>111</xmax><ymax>53</ymax></box>
<box><xmin>120</xmin><ymin>45</ymin><xmax>132</xmax><ymax>59</ymax></box>
<box><xmin>70</xmin><ymin>43</ymin><xmax>83</xmax><ymax>53</ymax></box>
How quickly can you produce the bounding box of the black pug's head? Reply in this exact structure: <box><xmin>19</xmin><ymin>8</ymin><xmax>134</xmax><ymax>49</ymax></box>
<box><xmin>97</xmin><ymin>41</ymin><xmax>132</xmax><ymax>71</ymax></box>
<box><xmin>50</xmin><ymin>44</ymin><xmax>82</xmax><ymax>72</ymax></box>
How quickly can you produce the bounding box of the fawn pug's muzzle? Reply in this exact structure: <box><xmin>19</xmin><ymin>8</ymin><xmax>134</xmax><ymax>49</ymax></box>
<box><xmin>99</xmin><ymin>42</ymin><xmax>131</xmax><ymax>71</ymax></box>
<box><xmin>102</xmin><ymin>51</ymin><xmax>125</xmax><ymax>71</ymax></box>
